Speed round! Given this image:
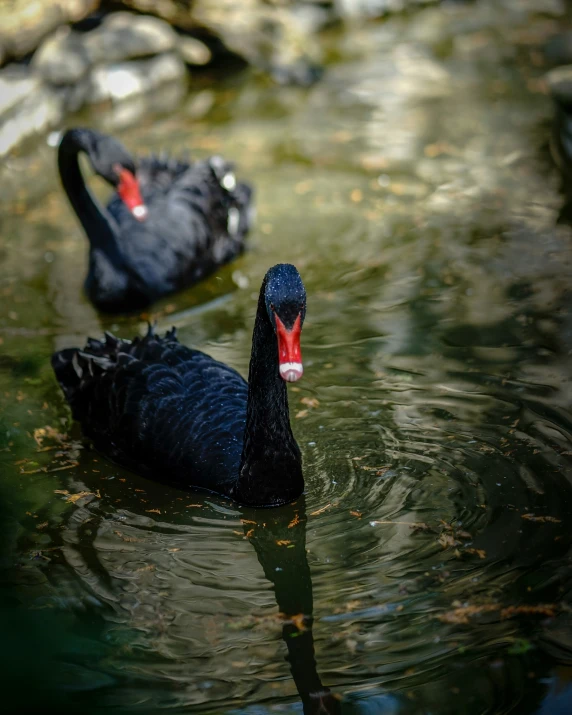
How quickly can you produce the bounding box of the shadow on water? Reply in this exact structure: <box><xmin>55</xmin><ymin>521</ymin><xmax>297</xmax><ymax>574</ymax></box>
<box><xmin>0</xmin><ymin>483</ymin><xmax>337</xmax><ymax>714</ymax></box>
<box><xmin>240</xmin><ymin>499</ymin><xmax>341</xmax><ymax>715</ymax></box>
<box><xmin>3</xmin><ymin>474</ymin><xmax>341</xmax><ymax>714</ymax></box>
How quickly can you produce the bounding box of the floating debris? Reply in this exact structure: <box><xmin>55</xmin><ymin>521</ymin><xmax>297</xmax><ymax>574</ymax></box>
<box><xmin>521</xmin><ymin>514</ymin><xmax>561</xmax><ymax>523</ymax></box>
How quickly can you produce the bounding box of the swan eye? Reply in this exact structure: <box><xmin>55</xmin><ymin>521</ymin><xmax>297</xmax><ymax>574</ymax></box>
<box><xmin>270</xmin><ymin>303</ymin><xmax>275</xmax><ymax>312</ymax></box>
<box><xmin>113</xmin><ymin>162</ymin><xmax>135</xmax><ymax>179</ymax></box>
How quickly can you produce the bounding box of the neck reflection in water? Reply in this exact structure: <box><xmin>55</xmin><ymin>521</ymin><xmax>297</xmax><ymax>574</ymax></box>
<box><xmin>240</xmin><ymin>497</ymin><xmax>341</xmax><ymax>715</ymax></box>
<box><xmin>52</xmin><ymin>475</ymin><xmax>341</xmax><ymax>713</ymax></box>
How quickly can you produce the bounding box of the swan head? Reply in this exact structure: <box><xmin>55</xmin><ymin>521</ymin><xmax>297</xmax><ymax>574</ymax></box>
<box><xmin>113</xmin><ymin>164</ymin><xmax>148</xmax><ymax>222</ymax></box>
<box><xmin>83</xmin><ymin>131</ymin><xmax>148</xmax><ymax>222</ymax></box>
<box><xmin>264</xmin><ymin>264</ymin><xmax>306</xmax><ymax>383</ymax></box>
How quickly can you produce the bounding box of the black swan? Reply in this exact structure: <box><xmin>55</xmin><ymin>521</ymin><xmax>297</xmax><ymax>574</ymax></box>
<box><xmin>52</xmin><ymin>264</ymin><xmax>306</xmax><ymax>507</ymax></box>
<box><xmin>57</xmin><ymin>127</ymin><xmax>253</xmax><ymax>313</ymax></box>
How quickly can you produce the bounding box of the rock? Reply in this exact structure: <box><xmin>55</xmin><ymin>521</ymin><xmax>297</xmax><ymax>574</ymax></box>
<box><xmin>545</xmin><ymin>65</ymin><xmax>572</xmax><ymax>187</ymax></box>
<box><xmin>545</xmin><ymin>32</ymin><xmax>572</xmax><ymax>68</ymax></box>
<box><xmin>32</xmin><ymin>26</ymin><xmax>90</xmax><ymax>85</ymax></box>
<box><xmin>177</xmin><ymin>35</ymin><xmax>211</xmax><ymax>66</ymax></box>
<box><xmin>0</xmin><ymin>67</ymin><xmax>63</xmax><ymax>157</ymax></box>
<box><xmin>184</xmin><ymin>89</ymin><xmax>215</xmax><ymax>119</ymax></box>
<box><xmin>0</xmin><ymin>0</ymin><xmax>98</xmax><ymax>63</ymax></box>
<box><xmin>290</xmin><ymin>3</ymin><xmax>337</xmax><ymax>35</ymax></box>
<box><xmin>88</xmin><ymin>52</ymin><xmax>186</xmax><ymax>104</ymax></box>
<box><xmin>515</xmin><ymin>0</ymin><xmax>565</xmax><ymax>17</ymax></box>
<box><xmin>335</xmin><ymin>0</ymin><xmax>436</xmax><ymax>19</ymax></box>
<box><xmin>115</xmin><ymin>0</ymin><xmax>323</xmax><ymax>85</ymax></box>
<box><xmin>96</xmin><ymin>81</ymin><xmax>187</xmax><ymax>132</ymax></box>
<box><xmin>54</xmin><ymin>76</ymin><xmax>92</xmax><ymax>112</ymax></box>
<box><xmin>83</xmin><ymin>11</ymin><xmax>178</xmax><ymax>64</ymax></box>
<box><xmin>0</xmin><ymin>65</ymin><xmax>41</xmax><ymax>116</ymax></box>
<box><xmin>546</xmin><ymin>65</ymin><xmax>572</xmax><ymax>105</ymax></box>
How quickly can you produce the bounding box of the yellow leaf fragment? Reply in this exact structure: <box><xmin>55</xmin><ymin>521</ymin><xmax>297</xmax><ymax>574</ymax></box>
<box><xmin>67</xmin><ymin>491</ymin><xmax>93</xmax><ymax>503</ymax></box>
<box><xmin>33</xmin><ymin>425</ymin><xmax>68</xmax><ymax>447</ymax></box>
<box><xmin>521</xmin><ymin>513</ymin><xmax>561</xmax><ymax>523</ymax></box>
<box><xmin>310</xmin><ymin>503</ymin><xmax>331</xmax><ymax>516</ymax></box>
<box><xmin>281</xmin><ymin>612</ymin><xmax>308</xmax><ymax>631</ymax></box>
<box><xmin>501</xmin><ymin>604</ymin><xmax>556</xmax><ymax>619</ymax></box>
<box><xmin>288</xmin><ymin>514</ymin><xmax>300</xmax><ymax>528</ymax></box>
<box><xmin>360</xmin><ymin>465</ymin><xmax>390</xmax><ymax>474</ymax></box>
<box><xmin>438</xmin><ymin>533</ymin><xmax>461</xmax><ymax>549</ymax></box>
<box><xmin>437</xmin><ymin>603</ymin><xmax>498</xmax><ymax>625</ymax></box>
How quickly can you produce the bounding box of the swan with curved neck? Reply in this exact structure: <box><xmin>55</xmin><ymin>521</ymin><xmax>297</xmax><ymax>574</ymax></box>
<box><xmin>57</xmin><ymin>127</ymin><xmax>252</xmax><ymax>314</ymax></box>
<box><xmin>52</xmin><ymin>264</ymin><xmax>307</xmax><ymax>507</ymax></box>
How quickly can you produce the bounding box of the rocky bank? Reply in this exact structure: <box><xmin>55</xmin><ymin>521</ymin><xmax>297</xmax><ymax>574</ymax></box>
<box><xmin>0</xmin><ymin>0</ymin><xmax>447</xmax><ymax>158</ymax></box>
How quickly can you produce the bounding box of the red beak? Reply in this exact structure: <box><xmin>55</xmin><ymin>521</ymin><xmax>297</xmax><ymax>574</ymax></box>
<box><xmin>115</xmin><ymin>166</ymin><xmax>148</xmax><ymax>222</ymax></box>
<box><xmin>275</xmin><ymin>313</ymin><xmax>303</xmax><ymax>382</ymax></box>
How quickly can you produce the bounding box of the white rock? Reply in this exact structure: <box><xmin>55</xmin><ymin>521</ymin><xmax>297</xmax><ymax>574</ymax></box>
<box><xmin>177</xmin><ymin>36</ymin><xmax>212</xmax><ymax>66</ymax></box>
<box><xmin>88</xmin><ymin>53</ymin><xmax>186</xmax><ymax>104</ymax></box>
<box><xmin>546</xmin><ymin>64</ymin><xmax>572</xmax><ymax>103</ymax></box>
<box><xmin>32</xmin><ymin>26</ymin><xmax>90</xmax><ymax>85</ymax></box>
<box><xmin>335</xmin><ymin>0</ymin><xmax>434</xmax><ymax>19</ymax></box>
<box><xmin>0</xmin><ymin>66</ymin><xmax>41</xmax><ymax>116</ymax></box>
<box><xmin>97</xmin><ymin>82</ymin><xmax>186</xmax><ymax>132</ymax></box>
<box><xmin>0</xmin><ymin>84</ymin><xmax>63</xmax><ymax>157</ymax></box>
<box><xmin>83</xmin><ymin>12</ymin><xmax>178</xmax><ymax>64</ymax></box>
<box><xmin>185</xmin><ymin>90</ymin><xmax>215</xmax><ymax>119</ymax></box>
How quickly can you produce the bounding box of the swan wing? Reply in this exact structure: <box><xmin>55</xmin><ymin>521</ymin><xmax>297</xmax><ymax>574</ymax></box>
<box><xmin>52</xmin><ymin>327</ymin><xmax>248</xmax><ymax>491</ymax></box>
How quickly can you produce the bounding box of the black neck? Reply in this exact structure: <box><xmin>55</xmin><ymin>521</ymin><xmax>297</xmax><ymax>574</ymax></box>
<box><xmin>235</xmin><ymin>279</ymin><xmax>303</xmax><ymax>507</ymax></box>
<box><xmin>57</xmin><ymin>129</ymin><xmax>123</xmax><ymax>262</ymax></box>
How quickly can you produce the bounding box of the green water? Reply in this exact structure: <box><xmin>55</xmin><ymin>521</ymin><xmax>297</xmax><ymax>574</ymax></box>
<box><xmin>2</xmin><ymin>2</ymin><xmax>572</xmax><ymax>713</ymax></box>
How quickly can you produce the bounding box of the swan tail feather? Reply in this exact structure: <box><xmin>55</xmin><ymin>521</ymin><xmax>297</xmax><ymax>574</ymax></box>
<box><xmin>52</xmin><ymin>329</ymin><xmax>182</xmax><ymax>413</ymax></box>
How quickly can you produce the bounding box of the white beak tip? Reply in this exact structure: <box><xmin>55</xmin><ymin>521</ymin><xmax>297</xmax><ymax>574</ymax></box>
<box><xmin>222</xmin><ymin>172</ymin><xmax>237</xmax><ymax>191</ymax></box>
<box><xmin>132</xmin><ymin>204</ymin><xmax>148</xmax><ymax>221</ymax></box>
<box><xmin>280</xmin><ymin>362</ymin><xmax>303</xmax><ymax>382</ymax></box>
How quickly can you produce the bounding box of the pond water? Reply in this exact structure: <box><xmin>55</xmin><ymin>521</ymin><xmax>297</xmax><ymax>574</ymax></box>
<box><xmin>2</xmin><ymin>1</ymin><xmax>572</xmax><ymax>713</ymax></box>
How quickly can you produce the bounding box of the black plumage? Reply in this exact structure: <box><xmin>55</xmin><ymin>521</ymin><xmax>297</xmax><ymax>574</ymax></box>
<box><xmin>51</xmin><ymin>264</ymin><xmax>307</xmax><ymax>507</ymax></box>
<box><xmin>58</xmin><ymin>128</ymin><xmax>253</xmax><ymax>313</ymax></box>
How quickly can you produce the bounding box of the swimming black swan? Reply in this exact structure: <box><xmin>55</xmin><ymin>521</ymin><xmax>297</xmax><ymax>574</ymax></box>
<box><xmin>52</xmin><ymin>264</ymin><xmax>306</xmax><ymax>507</ymax></box>
<box><xmin>57</xmin><ymin>127</ymin><xmax>253</xmax><ymax>313</ymax></box>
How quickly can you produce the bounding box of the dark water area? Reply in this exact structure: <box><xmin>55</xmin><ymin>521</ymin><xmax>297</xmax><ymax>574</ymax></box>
<box><xmin>2</xmin><ymin>1</ymin><xmax>572</xmax><ymax>713</ymax></box>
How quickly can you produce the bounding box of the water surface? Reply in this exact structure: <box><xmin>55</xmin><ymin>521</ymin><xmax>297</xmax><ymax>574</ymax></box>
<box><xmin>2</xmin><ymin>2</ymin><xmax>572</xmax><ymax>713</ymax></box>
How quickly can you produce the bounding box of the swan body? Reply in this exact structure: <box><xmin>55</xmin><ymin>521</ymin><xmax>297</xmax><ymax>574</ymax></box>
<box><xmin>52</xmin><ymin>264</ymin><xmax>306</xmax><ymax>507</ymax></box>
<box><xmin>58</xmin><ymin>128</ymin><xmax>253</xmax><ymax>313</ymax></box>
